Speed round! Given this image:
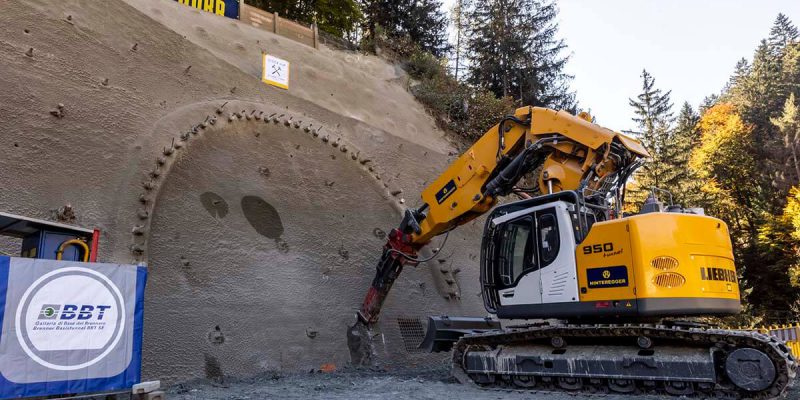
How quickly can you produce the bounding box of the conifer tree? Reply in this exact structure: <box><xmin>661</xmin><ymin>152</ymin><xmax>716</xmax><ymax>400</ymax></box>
<box><xmin>449</xmin><ymin>0</ymin><xmax>472</xmax><ymax>81</ymax></box>
<box><xmin>406</xmin><ymin>0</ymin><xmax>449</xmax><ymax>57</ymax></box>
<box><xmin>362</xmin><ymin>0</ymin><xmax>449</xmax><ymax>57</ymax></box>
<box><xmin>725</xmin><ymin>58</ymin><xmax>750</xmax><ymax>94</ymax></box>
<box><xmin>466</xmin><ymin>0</ymin><xmax>575</xmax><ymax>111</ymax></box>
<box><xmin>627</xmin><ymin>70</ymin><xmax>676</xmax><ymax>206</ymax></box>
<box><xmin>768</xmin><ymin>13</ymin><xmax>799</xmax><ymax>55</ymax></box>
<box><xmin>771</xmin><ymin>93</ymin><xmax>800</xmax><ymax>183</ymax></box>
<box><xmin>670</xmin><ymin>102</ymin><xmax>702</xmax><ymax>205</ymax></box>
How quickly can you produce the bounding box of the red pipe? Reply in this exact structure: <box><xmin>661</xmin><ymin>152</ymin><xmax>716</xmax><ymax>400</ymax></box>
<box><xmin>89</xmin><ymin>229</ymin><xmax>100</xmax><ymax>262</ymax></box>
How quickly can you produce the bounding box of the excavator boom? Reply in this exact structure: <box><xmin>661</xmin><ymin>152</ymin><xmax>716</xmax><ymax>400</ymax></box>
<box><xmin>358</xmin><ymin>107</ymin><xmax>647</xmax><ymax>324</ymax></box>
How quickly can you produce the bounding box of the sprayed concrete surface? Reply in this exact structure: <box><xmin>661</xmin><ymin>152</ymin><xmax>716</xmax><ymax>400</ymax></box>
<box><xmin>0</xmin><ymin>0</ymin><xmax>486</xmax><ymax>384</ymax></box>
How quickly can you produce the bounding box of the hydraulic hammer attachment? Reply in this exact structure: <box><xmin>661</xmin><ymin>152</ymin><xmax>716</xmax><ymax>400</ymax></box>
<box><xmin>357</xmin><ymin>228</ymin><xmax>418</xmax><ymax>325</ymax></box>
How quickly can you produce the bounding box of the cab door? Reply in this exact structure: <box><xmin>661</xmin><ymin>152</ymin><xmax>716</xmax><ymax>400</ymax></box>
<box><xmin>496</xmin><ymin>215</ymin><xmax>543</xmax><ymax>306</ymax></box>
<box><xmin>537</xmin><ymin>207</ymin><xmax>579</xmax><ymax>304</ymax></box>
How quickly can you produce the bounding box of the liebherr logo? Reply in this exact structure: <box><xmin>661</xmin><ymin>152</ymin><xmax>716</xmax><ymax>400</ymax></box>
<box><xmin>700</xmin><ymin>267</ymin><xmax>737</xmax><ymax>283</ymax></box>
<box><xmin>37</xmin><ymin>304</ymin><xmax>112</xmax><ymax>320</ymax></box>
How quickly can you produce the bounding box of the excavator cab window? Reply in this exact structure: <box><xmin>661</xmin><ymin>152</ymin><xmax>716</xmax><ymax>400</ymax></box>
<box><xmin>498</xmin><ymin>216</ymin><xmax>534</xmax><ymax>286</ymax></box>
<box><xmin>537</xmin><ymin>212</ymin><xmax>560</xmax><ymax>266</ymax></box>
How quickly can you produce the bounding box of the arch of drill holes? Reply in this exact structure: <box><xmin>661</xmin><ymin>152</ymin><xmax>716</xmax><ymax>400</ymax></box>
<box><xmin>128</xmin><ymin>101</ymin><xmax>407</xmax><ymax>263</ymax></box>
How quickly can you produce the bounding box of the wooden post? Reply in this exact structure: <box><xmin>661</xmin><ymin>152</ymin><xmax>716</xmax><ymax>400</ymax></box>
<box><xmin>312</xmin><ymin>23</ymin><xmax>319</xmax><ymax>49</ymax></box>
<box><xmin>273</xmin><ymin>12</ymin><xmax>279</xmax><ymax>34</ymax></box>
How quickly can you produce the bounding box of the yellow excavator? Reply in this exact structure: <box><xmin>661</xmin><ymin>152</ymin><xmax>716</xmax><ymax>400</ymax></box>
<box><xmin>353</xmin><ymin>107</ymin><xmax>796</xmax><ymax>398</ymax></box>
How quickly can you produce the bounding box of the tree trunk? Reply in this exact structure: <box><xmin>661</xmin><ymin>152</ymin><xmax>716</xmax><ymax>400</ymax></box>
<box><xmin>790</xmin><ymin>131</ymin><xmax>800</xmax><ymax>182</ymax></box>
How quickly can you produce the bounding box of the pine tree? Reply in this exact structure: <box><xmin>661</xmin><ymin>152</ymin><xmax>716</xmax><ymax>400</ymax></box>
<box><xmin>627</xmin><ymin>70</ymin><xmax>677</xmax><ymax>207</ymax></box>
<box><xmin>768</xmin><ymin>13</ymin><xmax>799</xmax><ymax>55</ymax></box>
<box><xmin>670</xmin><ymin>102</ymin><xmax>702</xmax><ymax>205</ymax></box>
<box><xmin>725</xmin><ymin>58</ymin><xmax>750</xmax><ymax>94</ymax></box>
<box><xmin>782</xmin><ymin>41</ymin><xmax>800</xmax><ymax>110</ymax></box>
<box><xmin>771</xmin><ymin>93</ymin><xmax>800</xmax><ymax>184</ymax></box>
<box><xmin>727</xmin><ymin>38</ymin><xmax>792</xmax><ymax>209</ymax></box>
<box><xmin>449</xmin><ymin>0</ymin><xmax>472</xmax><ymax>81</ymax></box>
<box><xmin>674</xmin><ymin>102</ymin><xmax>700</xmax><ymax>152</ymax></box>
<box><xmin>466</xmin><ymin>0</ymin><xmax>575</xmax><ymax>111</ymax></box>
<box><xmin>406</xmin><ymin>0</ymin><xmax>449</xmax><ymax>57</ymax></box>
<box><xmin>362</xmin><ymin>0</ymin><xmax>449</xmax><ymax>57</ymax></box>
<box><xmin>315</xmin><ymin>0</ymin><xmax>363</xmax><ymax>38</ymax></box>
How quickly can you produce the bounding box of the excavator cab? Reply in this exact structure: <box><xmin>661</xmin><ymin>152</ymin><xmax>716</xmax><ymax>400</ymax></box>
<box><xmin>481</xmin><ymin>192</ymin><xmax>585</xmax><ymax>318</ymax></box>
<box><xmin>480</xmin><ymin>191</ymin><xmax>741</xmax><ymax>321</ymax></box>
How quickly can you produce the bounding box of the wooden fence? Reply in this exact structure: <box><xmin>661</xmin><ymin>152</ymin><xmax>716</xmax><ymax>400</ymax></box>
<box><xmin>240</xmin><ymin>4</ymin><xmax>318</xmax><ymax>49</ymax></box>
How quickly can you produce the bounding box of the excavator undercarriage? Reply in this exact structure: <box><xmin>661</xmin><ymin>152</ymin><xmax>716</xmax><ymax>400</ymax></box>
<box><xmin>451</xmin><ymin>323</ymin><xmax>795</xmax><ymax>398</ymax></box>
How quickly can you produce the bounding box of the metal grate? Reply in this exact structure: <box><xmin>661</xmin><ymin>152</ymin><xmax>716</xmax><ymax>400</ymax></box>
<box><xmin>653</xmin><ymin>272</ymin><xmax>686</xmax><ymax>288</ymax></box>
<box><xmin>651</xmin><ymin>256</ymin><xmax>679</xmax><ymax>271</ymax></box>
<box><xmin>396</xmin><ymin>317</ymin><xmax>426</xmax><ymax>353</ymax></box>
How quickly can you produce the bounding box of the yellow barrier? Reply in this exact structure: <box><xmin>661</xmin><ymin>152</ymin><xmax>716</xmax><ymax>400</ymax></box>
<box><xmin>787</xmin><ymin>341</ymin><xmax>800</xmax><ymax>357</ymax></box>
<box><xmin>751</xmin><ymin>323</ymin><xmax>800</xmax><ymax>357</ymax></box>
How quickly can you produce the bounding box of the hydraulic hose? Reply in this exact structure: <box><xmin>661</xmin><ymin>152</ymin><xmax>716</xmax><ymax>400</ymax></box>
<box><xmin>56</xmin><ymin>239</ymin><xmax>90</xmax><ymax>262</ymax></box>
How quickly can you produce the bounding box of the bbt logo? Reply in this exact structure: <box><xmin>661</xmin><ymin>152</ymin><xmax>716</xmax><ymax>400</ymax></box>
<box><xmin>37</xmin><ymin>304</ymin><xmax>112</xmax><ymax>321</ymax></box>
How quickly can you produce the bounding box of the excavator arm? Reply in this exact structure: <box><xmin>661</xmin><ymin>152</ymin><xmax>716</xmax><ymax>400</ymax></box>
<box><xmin>357</xmin><ymin>106</ymin><xmax>648</xmax><ymax>324</ymax></box>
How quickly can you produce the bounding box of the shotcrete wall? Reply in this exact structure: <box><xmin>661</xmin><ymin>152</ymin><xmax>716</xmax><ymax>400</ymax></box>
<box><xmin>0</xmin><ymin>0</ymin><xmax>487</xmax><ymax>383</ymax></box>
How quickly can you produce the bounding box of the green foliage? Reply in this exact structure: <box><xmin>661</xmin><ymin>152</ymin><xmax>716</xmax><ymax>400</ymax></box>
<box><xmin>315</xmin><ymin>0</ymin><xmax>363</xmax><ymax>38</ymax></box>
<box><xmin>627</xmin><ymin>70</ymin><xmax>680</xmax><ymax>207</ymax></box>
<box><xmin>404</xmin><ymin>50</ymin><xmax>443</xmax><ymax>81</ymax></box>
<box><xmin>621</xmin><ymin>15</ymin><xmax>800</xmax><ymax>320</ymax></box>
<box><xmin>406</xmin><ymin>47</ymin><xmax>515</xmax><ymax>141</ymax></box>
<box><xmin>683</xmin><ymin>14</ymin><xmax>800</xmax><ymax>321</ymax></box>
<box><xmin>769</xmin><ymin>13</ymin><xmax>799</xmax><ymax>54</ymax></box>
<box><xmin>691</xmin><ymin>103</ymin><xmax>761</xmax><ymax>238</ymax></box>
<box><xmin>449</xmin><ymin>0</ymin><xmax>472</xmax><ymax>82</ymax></box>
<box><xmin>466</xmin><ymin>0</ymin><xmax>576</xmax><ymax>111</ymax></box>
<box><xmin>244</xmin><ymin>0</ymin><xmax>362</xmax><ymax>38</ymax></box>
<box><xmin>751</xmin><ymin>211</ymin><xmax>800</xmax><ymax>319</ymax></box>
<box><xmin>771</xmin><ymin>93</ymin><xmax>800</xmax><ymax>182</ymax></box>
<box><xmin>361</xmin><ymin>0</ymin><xmax>450</xmax><ymax>57</ymax></box>
<box><xmin>786</xmin><ymin>187</ymin><xmax>800</xmax><ymax>241</ymax></box>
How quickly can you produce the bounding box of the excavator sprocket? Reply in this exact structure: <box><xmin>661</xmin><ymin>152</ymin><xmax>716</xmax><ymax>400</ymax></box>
<box><xmin>452</xmin><ymin>323</ymin><xmax>796</xmax><ymax>398</ymax></box>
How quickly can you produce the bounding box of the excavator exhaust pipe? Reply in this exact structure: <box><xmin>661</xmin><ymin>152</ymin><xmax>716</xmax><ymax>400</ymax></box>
<box><xmin>419</xmin><ymin>316</ymin><xmax>502</xmax><ymax>352</ymax></box>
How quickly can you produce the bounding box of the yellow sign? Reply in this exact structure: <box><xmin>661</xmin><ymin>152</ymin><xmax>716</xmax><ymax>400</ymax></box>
<box><xmin>176</xmin><ymin>0</ymin><xmax>226</xmax><ymax>16</ymax></box>
<box><xmin>261</xmin><ymin>53</ymin><xmax>290</xmax><ymax>90</ymax></box>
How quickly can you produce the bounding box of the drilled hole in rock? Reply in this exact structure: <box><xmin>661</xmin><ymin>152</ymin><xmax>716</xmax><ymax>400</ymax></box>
<box><xmin>200</xmin><ymin>191</ymin><xmax>228</xmax><ymax>219</ymax></box>
<box><xmin>241</xmin><ymin>195</ymin><xmax>283</xmax><ymax>239</ymax></box>
<box><xmin>204</xmin><ymin>353</ymin><xmax>223</xmax><ymax>381</ymax></box>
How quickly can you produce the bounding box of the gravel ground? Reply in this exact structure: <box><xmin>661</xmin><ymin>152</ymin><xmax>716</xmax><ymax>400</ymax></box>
<box><xmin>166</xmin><ymin>367</ymin><xmax>799</xmax><ymax>400</ymax></box>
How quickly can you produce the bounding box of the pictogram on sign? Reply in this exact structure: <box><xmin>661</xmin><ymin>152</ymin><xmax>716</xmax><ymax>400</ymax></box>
<box><xmin>262</xmin><ymin>53</ymin><xmax>290</xmax><ymax>90</ymax></box>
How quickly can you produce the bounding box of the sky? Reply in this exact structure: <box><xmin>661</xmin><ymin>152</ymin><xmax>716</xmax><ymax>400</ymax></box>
<box><xmin>442</xmin><ymin>0</ymin><xmax>800</xmax><ymax>132</ymax></box>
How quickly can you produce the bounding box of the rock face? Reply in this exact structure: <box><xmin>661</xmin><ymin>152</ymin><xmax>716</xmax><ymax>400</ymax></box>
<box><xmin>0</xmin><ymin>0</ymin><xmax>486</xmax><ymax>383</ymax></box>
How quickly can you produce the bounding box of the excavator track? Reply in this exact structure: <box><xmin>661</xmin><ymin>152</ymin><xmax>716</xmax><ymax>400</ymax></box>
<box><xmin>452</xmin><ymin>323</ymin><xmax>797</xmax><ymax>398</ymax></box>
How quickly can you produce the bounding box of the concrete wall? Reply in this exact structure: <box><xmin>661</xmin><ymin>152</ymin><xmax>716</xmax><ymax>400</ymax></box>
<box><xmin>0</xmin><ymin>0</ymin><xmax>487</xmax><ymax>383</ymax></box>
